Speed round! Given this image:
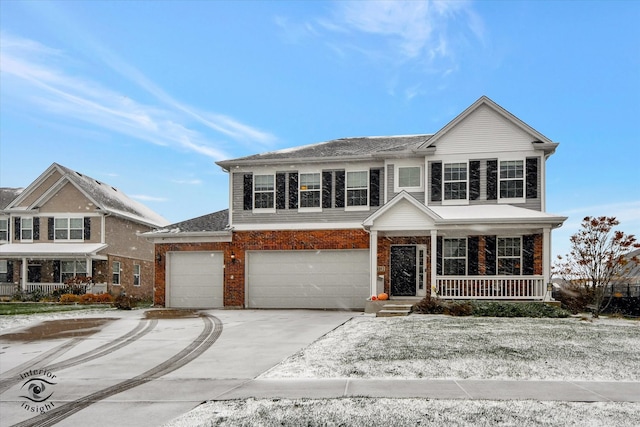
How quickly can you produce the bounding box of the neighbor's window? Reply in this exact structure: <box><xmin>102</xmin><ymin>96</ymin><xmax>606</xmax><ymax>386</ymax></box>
<box><xmin>112</xmin><ymin>261</ymin><xmax>121</xmax><ymax>285</ymax></box>
<box><xmin>0</xmin><ymin>218</ymin><xmax>7</xmax><ymax>241</ymax></box>
<box><xmin>133</xmin><ymin>264</ymin><xmax>141</xmax><ymax>287</ymax></box>
<box><xmin>253</xmin><ymin>175</ymin><xmax>275</xmax><ymax>209</ymax></box>
<box><xmin>299</xmin><ymin>173</ymin><xmax>321</xmax><ymax>208</ymax></box>
<box><xmin>398</xmin><ymin>166</ymin><xmax>421</xmax><ymax>188</ymax></box>
<box><xmin>444</xmin><ymin>163</ymin><xmax>467</xmax><ymax>200</ymax></box>
<box><xmin>55</xmin><ymin>218</ymin><xmax>84</xmax><ymax>240</ymax></box>
<box><xmin>498</xmin><ymin>237</ymin><xmax>522</xmax><ymax>275</ymax></box>
<box><xmin>61</xmin><ymin>260</ymin><xmax>87</xmax><ymax>283</ymax></box>
<box><xmin>21</xmin><ymin>218</ymin><xmax>33</xmax><ymax>240</ymax></box>
<box><xmin>0</xmin><ymin>260</ymin><xmax>8</xmax><ymax>282</ymax></box>
<box><xmin>443</xmin><ymin>238</ymin><xmax>467</xmax><ymax>275</ymax></box>
<box><xmin>500</xmin><ymin>160</ymin><xmax>524</xmax><ymax>199</ymax></box>
<box><xmin>346</xmin><ymin>171</ymin><xmax>368</xmax><ymax>207</ymax></box>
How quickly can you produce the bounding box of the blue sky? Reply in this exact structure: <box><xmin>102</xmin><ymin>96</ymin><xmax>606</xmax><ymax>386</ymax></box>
<box><xmin>1</xmin><ymin>0</ymin><xmax>638</xmax><ymax>257</ymax></box>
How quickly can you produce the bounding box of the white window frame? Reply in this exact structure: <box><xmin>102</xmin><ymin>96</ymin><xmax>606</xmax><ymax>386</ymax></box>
<box><xmin>133</xmin><ymin>264</ymin><xmax>141</xmax><ymax>287</ymax></box>
<box><xmin>499</xmin><ymin>160</ymin><xmax>525</xmax><ymax>203</ymax></box>
<box><xmin>0</xmin><ymin>218</ymin><xmax>7</xmax><ymax>242</ymax></box>
<box><xmin>497</xmin><ymin>237</ymin><xmax>522</xmax><ymax>276</ymax></box>
<box><xmin>443</xmin><ymin>238</ymin><xmax>467</xmax><ymax>276</ymax></box>
<box><xmin>443</xmin><ymin>162</ymin><xmax>468</xmax><ymax>205</ymax></box>
<box><xmin>345</xmin><ymin>170</ymin><xmax>369</xmax><ymax>211</ymax></box>
<box><xmin>61</xmin><ymin>260</ymin><xmax>87</xmax><ymax>284</ymax></box>
<box><xmin>0</xmin><ymin>260</ymin><xmax>8</xmax><ymax>282</ymax></box>
<box><xmin>253</xmin><ymin>174</ymin><xmax>276</xmax><ymax>212</ymax></box>
<box><xmin>21</xmin><ymin>217</ymin><xmax>33</xmax><ymax>241</ymax></box>
<box><xmin>112</xmin><ymin>261</ymin><xmax>121</xmax><ymax>285</ymax></box>
<box><xmin>298</xmin><ymin>172</ymin><xmax>322</xmax><ymax>212</ymax></box>
<box><xmin>395</xmin><ymin>165</ymin><xmax>423</xmax><ymax>192</ymax></box>
<box><xmin>54</xmin><ymin>217</ymin><xmax>84</xmax><ymax>241</ymax></box>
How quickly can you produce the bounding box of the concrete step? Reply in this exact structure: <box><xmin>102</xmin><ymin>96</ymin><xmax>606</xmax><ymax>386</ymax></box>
<box><xmin>381</xmin><ymin>304</ymin><xmax>413</xmax><ymax>310</ymax></box>
<box><xmin>376</xmin><ymin>309</ymin><xmax>411</xmax><ymax>317</ymax></box>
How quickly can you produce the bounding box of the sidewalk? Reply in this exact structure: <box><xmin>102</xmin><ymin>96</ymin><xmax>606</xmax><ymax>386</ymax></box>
<box><xmin>213</xmin><ymin>378</ymin><xmax>640</xmax><ymax>402</ymax></box>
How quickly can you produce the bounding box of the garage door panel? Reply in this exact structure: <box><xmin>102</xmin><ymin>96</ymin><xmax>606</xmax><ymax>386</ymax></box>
<box><xmin>247</xmin><ymin>250</ymin><xmax>369</xmax><ymax>309</ymax></box>
<box><xmin>168</xmin><ymin>252</ymin><xmax>224</xmax><ymax>309</ymax></box>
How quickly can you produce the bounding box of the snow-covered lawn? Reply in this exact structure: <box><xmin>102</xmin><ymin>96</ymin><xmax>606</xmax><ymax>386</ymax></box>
<box><xmin>164</xmin><ymin>315</ymin><xmax>640</xmax><ymax>426</ymax></box>
<box><xmin>260</xmin><ymin>315</ymin><xmax>640</xmax><ymax>381</ymax></box>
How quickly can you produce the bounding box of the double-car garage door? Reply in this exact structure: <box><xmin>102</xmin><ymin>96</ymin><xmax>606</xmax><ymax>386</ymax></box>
<box><xmin>246</xmin><ymin>250</ymin><xmax>369</xmax><ymax>309</ymax></box>
<box><xmin>166</xmin><ymin>249</ymin><xmax>369</xmax><ymax>309</ymax></box>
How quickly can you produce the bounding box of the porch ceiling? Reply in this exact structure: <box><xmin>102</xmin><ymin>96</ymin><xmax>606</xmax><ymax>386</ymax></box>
<box><xmin>0</xmin><ymin>243</ymin><xmax>108</xmax><ymax>258</ymax></box>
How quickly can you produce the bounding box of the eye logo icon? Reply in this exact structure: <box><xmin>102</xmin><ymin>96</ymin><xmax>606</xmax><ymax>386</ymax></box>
<box><xmin>21</xmin><ymin>377</ymin><xmax>56</xmax><ymax>402</ymax></box>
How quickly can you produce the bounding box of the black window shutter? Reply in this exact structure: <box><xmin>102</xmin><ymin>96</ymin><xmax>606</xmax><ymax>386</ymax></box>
<box><xmin>468</xmin><ymin>236</ymin><xmax>479</xmax><ymax>275</ymax></box>
<box><xmin>276</xmin><ymin>173</ymin><xmax>286</xmax><ymax>210</ymax></box>
<box><xmin>33</xmin><ymin>218</ymin><xmax>40</xmax><ymax>240</ymax></box>
<box><xmin>485</xmin><ymin>236</ymin><xmax>497</xmax><ymax>275</ymax></box>
<box><xmin>14</xmin><ymin>217</ymin><xmax>20</xmax><ymax>241</ymax></box>
<box><xmin>436</xmin><ymin>236</ymin><xmax>443</xmax><ymax>276</ymax></box>
<box><xmin>526</xmin><ymin>158</ymin><xmax>538</xmax><ymax>199</ymax></box>
<box><xmin>430</xmin><ymin>162</ymin><xmax>442</xmax><ymax>202</ymax></box>
<box><xmin>53</xmin><ymin>260</ymin><xmax>61</xmax><ymax>283</ymax></box>
<box><xmin>322</xmin><ymin>171</ymin><xmax>333</xmax><ymax>209</ymax></box>
<box><xmin>335</xmin><ymin>171</ymin><xmax>345</xmax><ymax>208</ymax></box>
<box><xmin>369</xmin><ymin>169</ymin><xmax>380</xmax><ymax>207</ymax></box>
<box><xmin>7</xmin><ymin>261</ymin><xmax>13</xmax><ymax>280</ymax></box>
<box><xmin>469</xmin><ymin>161</ymin><xmax>481</xmax><ymax>201</ymax></box>
<box><xmin>243</xmin><ymin>174</ymin><xmax>253</xmax><ymax>211</ymax></box>
<box><xmin>6</xmin><ymin>220</ymin><xmax>9</xmax><ymax>240</ymax></box>
<box><xmin>487</xmin><ymin>160</ymin><xmax>498</xmax><ymax>200</ymax></box>
<box><xmin>84</xmin><ymin>217</ymin><xmax>91</xmax><ymax>240</ymax></box>
<box><xmin>523</xmin><ymin>235</ymin><xmax>535</xmax><ymax>275</ymax></box>
<box><xmin>288</xmin><ymin>173</ymin><xmax>298</xmax><ymax>209</ymax></box>
<box><xmin>48</xmin><ymin>218</ymin><xmax>54</xmax><ymax>240</ymax></box>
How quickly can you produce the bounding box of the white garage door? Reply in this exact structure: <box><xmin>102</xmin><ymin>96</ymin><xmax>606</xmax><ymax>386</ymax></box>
<box><xmin>167</xmin><ymin>252</ymin><xmax>224</xmax><ymax>308</ymax></box>
<box><xmin>246</xmin><ymin>250</ymin><xmax>369</xmax><ymax>309</ymax></box>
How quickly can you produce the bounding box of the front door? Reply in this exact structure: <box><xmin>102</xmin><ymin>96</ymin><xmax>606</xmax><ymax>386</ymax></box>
<box><xmin>391</xmin><ymin>246</ymin><xmax>417</xmax><ymax>296</ymax></box>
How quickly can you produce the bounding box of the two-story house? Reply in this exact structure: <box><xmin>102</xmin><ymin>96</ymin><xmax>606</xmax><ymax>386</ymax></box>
<box><xmin>145</xmin><ymin>96</ymin><xmax>567</xmax><ymax>309</ymax></box>
<box><xmin>0</xmin><ymin>163</ymin><xmax>169</xmax><ymax>299</ymax></box>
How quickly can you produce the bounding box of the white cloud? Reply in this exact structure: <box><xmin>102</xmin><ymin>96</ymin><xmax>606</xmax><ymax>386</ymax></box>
<box><xmin>172</xmin><ymin>179</ymin><xmax>203</xmax><ymax>185</ymax></box>
<box><xmin>130</xmin><ymin>195</ymin><xmax>169</xmax><ymax>202</ymax></box>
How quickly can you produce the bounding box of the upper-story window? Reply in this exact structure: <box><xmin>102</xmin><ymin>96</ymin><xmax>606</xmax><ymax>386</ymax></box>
<box><xmin>497</xmin><ymin>237</ymin><xmax>522</xmax><ymax>275</ymax></box>
<box><xmin>398</xmin><ymin>167</ymin><xmax>421</xmax><ymax>188</ymax></box>
<box><xmin>21</xmin><ymin>218</ymin><xmax>33</xmax><ymax>241</ymax></box>
<box><xmin>500</xmin><ymin>160</ymin><xmax>524</xmax><ymax>199</ymax></box>
<box><xmin>443</xmin><ymin>163</ymin><xmax>467</xmax><ymax>201</ymax></box>
<box><xmin>0</xmin><ymin>218</ymin><xmax>7</xmax><ymax>241</ymax></box>
<box><xmin>346</xmin><ymin>171</ymin><xmax>368</xmax><ymax>207</ymax></box>
<box><xmin>443</xmin><ymin>238</ymin><xmax>467</xmax><ymax>275</ymax></box>
<box><xmin>55</xmin><ymin>218</ymin><xmax>84</xmax><ymax>240</ymax></box>
<box><xmin>254</xmin><ymin>175</ymin><xmax>275</xmax><ymax>209</ymax></box>
<box><xmin>299</xmin><ymin>173</ymin><xmax>321</xmax><ymax>208</ymax></box>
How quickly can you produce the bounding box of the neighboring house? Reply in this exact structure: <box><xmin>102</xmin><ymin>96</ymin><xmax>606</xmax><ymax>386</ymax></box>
<box><xmin>145</xmin><ymin>96</ymin><xmax>567</xmax><ymax>309</ymax></box>
<box><xmin>0</xmin><ymin>163</ymin><xmax>169</xmax><ymax>299</ymax></box>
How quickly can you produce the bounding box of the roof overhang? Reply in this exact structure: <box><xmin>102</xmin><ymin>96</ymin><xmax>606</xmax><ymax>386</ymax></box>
<box><xmin>141</xmin><ymin>230</ymin><xmax>233</xmax><ymax>244</ymax></box>
<box><xmin>0</xmin><ymin>243</ymin><xmax>108</xmax><ymax>259</ymax></box>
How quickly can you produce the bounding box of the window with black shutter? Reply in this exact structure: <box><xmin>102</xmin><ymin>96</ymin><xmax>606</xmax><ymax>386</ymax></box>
<box><xmin>469</xmin><ymin>161</ymin><xmax>480</xmax><ymax>201</ymax></box>
<box><xmin>523</xmin><ymin>235</ymin><xmax>535</xmax><ymax>275</ymax></box>
<box><xmin>322</xmin><ymin>171</ymin><xmax>333</xmax><ymax>209</ymax></box>
<box><xmin>335</xmin><ymin>171</ymin><xmax>345</xmax><ymax>208</ymax></box>
<box><xmin>526</xmin><ymin>158</ymin><xmax>538</xmax><ymax>199</ymax></box>
<box><xmin>84</xmin><ymin>217</ymin><xmax>91</xmax><ymax>240</ymax></box>
<box><xmin>468</xmin><ymin>236</ymin><xmax>479</xmax><ymax>275</ymax></box>
<box><xmin>430</xmin><ymin>162</ymin><xmax>442</xmax><ymax>202</ymax></box>
<box><xmin>33</xmin><ymin>218</ymin><xmax>40</xmax><ymax>240</ymax></box>
<box><xmin>485</xmin><ymin>236</ymin><xmax>497</xmax><ymax>275</ymax></box>
<box><xmin>14</xmin><ymin>217</ymin><xmax>21</xmax><ymax>241</ymax></box>
<box><xmin>276</xmin><ymin>173</ymin><xmax>286</xmax><ymax>210</ymax></box>
<box><xmin>288</xmin><ymin>173</ymin><xmax>298</xmax><ymax>209</ymax></box>
<box><xmin>369</xmin><ymin>168</ymin><xmax>380</xmax><ymax>207</ymax></box>
<box><xmin>486</xmin><ymin>160</ymin><xmax>498</xmax><ymax>200</ymax></box>
<box><xmin>48</xmin><ymin>217</ymin><xmax>54</xmax><ymax>240</ymax></box>
<box><xmin>436</xmin><ymin>236</ymin><xmax>443</xmax><ymax>276</ymax></box>
<box><xmin>243</xmin><ymin>174</ymin><xmax>253</xmax><ymax>211</ymax></box>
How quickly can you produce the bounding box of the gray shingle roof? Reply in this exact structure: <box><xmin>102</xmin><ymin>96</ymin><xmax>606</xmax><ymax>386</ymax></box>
<box><xmin>156</xmin><ymin>209</ymin><xmax>229</xmax><ymax>233</ymax></box>
<box><xmin>0</xmin><ymin>188</ymin><xmax>23</xmax><ymax>210</ymax></box>
<box><xmin>217</xmin><ymin>134</ymin><xmax>431</xmax><ymax>166</ymax></box>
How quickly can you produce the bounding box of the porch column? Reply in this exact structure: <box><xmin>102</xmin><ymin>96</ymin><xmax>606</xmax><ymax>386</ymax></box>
<box><xmin>369</xmin><ymin>230</ymin><xmax>378</xmax><ymax>297</ymax></box>
<box><xmin>430</xmin><ymin>230</ymin><xmax>437</xmax><ymax>297</ymax></box>
<box><xmin>543</xmin><ymin>227</ymin><xmax>551</xmax><ymax>300</ymax></box>
<box><xmin>21</xmin><ymin>257</ymin><xmax>27</xmax><ymax>291</ymax></box>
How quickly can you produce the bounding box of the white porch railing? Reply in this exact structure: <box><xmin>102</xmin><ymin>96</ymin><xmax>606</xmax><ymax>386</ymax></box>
<box><xmin>436</xmin><ymin>276</ymin><xmax>546</xmax><ymax>300</ymax></box>
<box><xmin>0</xmin><ymin>283</ymin><xmax>17</xmax><ymax>297</ymax></box>
<box><xmin>25</xmin><ymin>283</ymin><xmax>75</xmax><ymax>294</ymax></box>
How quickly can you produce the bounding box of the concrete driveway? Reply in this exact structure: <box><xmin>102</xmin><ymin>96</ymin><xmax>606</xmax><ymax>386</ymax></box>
<box><xmin>0</xmin><ymin>309</ymin><xmax>358</xmax><ymax>427</ymax></box>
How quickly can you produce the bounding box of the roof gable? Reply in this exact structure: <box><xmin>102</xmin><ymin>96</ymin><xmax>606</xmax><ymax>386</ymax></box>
<box><xmin>417</xmin><ymin>96</ymin><xmax>555</xmax><ymax>155</ymax></box>
<box><xmin>363</xmin><ymin>191</ymin><xmax>440</xmax><ymax>230</ymax></box>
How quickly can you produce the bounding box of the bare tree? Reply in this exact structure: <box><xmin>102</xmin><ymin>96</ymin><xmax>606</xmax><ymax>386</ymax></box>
<box><xmin>554</xmin><ymin>216</ymin><xmax>640</xmax><ymax>318</ymax></box>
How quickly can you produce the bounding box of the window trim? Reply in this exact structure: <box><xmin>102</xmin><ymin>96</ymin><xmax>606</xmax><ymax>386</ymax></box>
<box><xmin>133</xmin><ymin>263</ymin><xmax>141</xmax><ymax>287</ymax></box>
<box><xmin>253</xmin><ymin>174</ymin><xmax>276</xmax><ymax>213</ymax></box>
<box><xmin>497</xmin><ymin>236</ymin><xmax>522</xmax><ymax>276</ymax></box>
<box><xmin>345</xmin><ymin>170</ymin><xmax>369</xmax><ymax>211</ymax></box>
<box><xmin>112</xmin><ymin>261</ymin><xmax>121</xmax><ymax>285</ymax></box>
<box><xmin>394</xmin><ymin>165</ymin><xmax>424</xmax><ymax>192</ymax></box>
<box><xmin>0</xmin><ymin>218</ymin><xmax>7</xmax><ymax>242</ymax></box>
<box><xmin>20</xmin><ymin>217</ymin><xmax>33</xmax><ymax>242</ymax></box>
<box><xmin>60</xmin><ymin>260</ymin><xmax>88</xmax><ymax>284</ymax></box>
<box><xmin>442</xmin><ymin>237</ymin><xmax>467</xmax><ymax>276</ymax></box>
<box><xmin>498</xmin><ymin>159</ymin><xmax>525</xmax><ymax>203</ymax></box>
<box><xmin>442</xmin><ymin>162</ymin><xmax>468</xmax><ymax>205</ymax></box>
<box><xmin>54</xmin><ymin>217</ymin><xmax>84</xmax><ymax>241</ymax></box>
<box><xmin>298</xmin><ymin>172</ymin><xmax>322</xmax><ymax>212</ymax></box>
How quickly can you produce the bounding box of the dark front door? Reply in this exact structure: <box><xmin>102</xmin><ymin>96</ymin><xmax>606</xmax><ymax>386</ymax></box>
<box><xmin>391</xmin><ymin>246</ymin><xmax>417</xmax><ymax>296</ymax></box>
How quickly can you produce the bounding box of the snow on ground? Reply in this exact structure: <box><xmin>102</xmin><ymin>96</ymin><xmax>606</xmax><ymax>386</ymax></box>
<box><xmin>260</xmin><ymin>315</ymin><xmax>640</xmax><ymax>381</ymax></box>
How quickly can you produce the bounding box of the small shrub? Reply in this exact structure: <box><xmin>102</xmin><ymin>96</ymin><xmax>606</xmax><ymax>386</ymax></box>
<box><xmin>413</xmin><ymin>297</ymin><xmax>473</xmax><ymax>316</ymax></box>
<box><xmin>52</xmin><ymin>285</ymin><xmax>86</xmax><ymax>299</ymax></box>
<box><xmin>413</xmin><ymin>297</ymin><xmax>445</xmax><ymax>314</ymax></box>
<box><xmin>444</xmin><ymin>301</ymin><xmax>473</xmax><ymax>316</ymax></box>
<box><xmin>59</xmin><ymin>294</ymin><xmax>81</xmax><ymax>304</ymax></box>
<box><xmin>470</xmin><ymin>301</ymin><xmax>570</xmax><ymax>318</ymax></box>
<box><xmin>95</xmin><ymin>293</ymin><xmax>115</xmax><ymax>303</ymax></box>
<box><xmin>554</xmin><ymin>284</ymin><xmax>592</xmax><ymax>314</ymax></box>
<box><xmin>12</xmin><ymin>288</ymin><xmax>47</xmax><ymax>302</ymax></box>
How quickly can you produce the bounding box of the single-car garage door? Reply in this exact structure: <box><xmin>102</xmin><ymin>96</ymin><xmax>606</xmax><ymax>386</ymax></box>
<box><xmin>246</xmin><ymin>250</ymin><xmax>369</xmax><ymax>309</ymax></box>
<box><xmin>167</xmin><ymin>252</ymin><xmax>224</xmax><ymax>308</ymax></box>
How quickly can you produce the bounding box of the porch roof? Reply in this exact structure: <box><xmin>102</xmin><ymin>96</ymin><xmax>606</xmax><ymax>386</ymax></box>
<box><xmin>0</xmin><ymin>243</ymin><xmax>108</xmax><ymax>258</ymax></box>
